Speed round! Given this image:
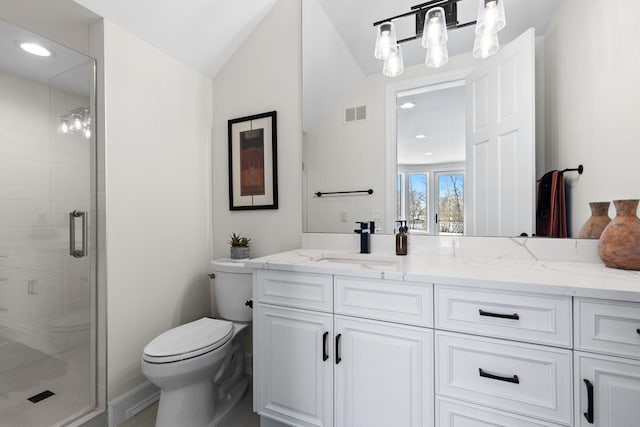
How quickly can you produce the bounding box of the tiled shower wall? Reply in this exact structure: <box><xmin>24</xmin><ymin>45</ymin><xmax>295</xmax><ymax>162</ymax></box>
<box><xmin>0</xmin><ymin>67</ymin><xmax>90</xmax><ymax>363</ymax></box>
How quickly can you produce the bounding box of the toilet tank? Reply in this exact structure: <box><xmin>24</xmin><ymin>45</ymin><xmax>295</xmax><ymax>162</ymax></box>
<box><xmin>210</xmin><ymin>259</ymin><xmax>252</xmax><ymax>322</ymax></box>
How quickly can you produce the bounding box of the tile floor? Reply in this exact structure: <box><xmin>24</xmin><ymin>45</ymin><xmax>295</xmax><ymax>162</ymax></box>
<box><xmin>0</xmin><ymin>345</ymin><xmax>93</xmax><ymax>427</ymax></box>
<box><xmin>121</xmin><ymin>387</ymin><xmax>259</xmax><ymax>427</ymax></box>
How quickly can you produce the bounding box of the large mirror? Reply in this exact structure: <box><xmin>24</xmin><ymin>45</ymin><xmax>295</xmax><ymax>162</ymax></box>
<box><xmin>302</xmin><ymin>0</ymin><xmax>640</xmax><ymax>238</ymax></box>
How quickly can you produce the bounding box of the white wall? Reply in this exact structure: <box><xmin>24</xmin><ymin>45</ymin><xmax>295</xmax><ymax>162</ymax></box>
<box><xmin>102</xmin><ymin>20</ymin><xmax>213</xmax><ymax>399</ymax></box>
<box><xmin>545</xmin><ymin>0</ymin><xmax>640</xmax><ymax>235</ymax></box>
<box><xmin>211</xmin><ymin>0</ymin><xmax>302</xmax><ymax>259</ymax></box>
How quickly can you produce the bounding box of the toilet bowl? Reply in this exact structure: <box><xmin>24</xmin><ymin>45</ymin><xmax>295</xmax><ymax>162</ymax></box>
<box><xmin>141</xmin><ymin>259</ymin><xmax>253</xmax><ymax>427</ymax></box>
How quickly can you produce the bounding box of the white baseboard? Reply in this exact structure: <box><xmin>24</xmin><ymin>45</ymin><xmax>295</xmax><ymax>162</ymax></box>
<box><xmin>108</xmin><ymin>381</ymin><xmax>159</xmax><ymax>427</ymax></box>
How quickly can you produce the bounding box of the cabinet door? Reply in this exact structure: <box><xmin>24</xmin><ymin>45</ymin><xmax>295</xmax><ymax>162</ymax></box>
<box><xmin>255</xmin><ymin>304</ymin><xmax>333</xmax><ymax>427</ymax></box>
<box><xmin>575</xmin><ymin>352</ymin><xmax>640</xmax><ymax>427</ymax></box>
<box><xmin>334</xmin><ymin>315</ymin><xmax>434</xmax><ymax>427</ymax></box>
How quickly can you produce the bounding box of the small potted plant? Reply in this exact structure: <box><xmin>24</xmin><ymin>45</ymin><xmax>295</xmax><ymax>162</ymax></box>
<box><xmin>228</xmin><ymin>233</ymin><xmax>251</xmax><ymax>260</ymax></box>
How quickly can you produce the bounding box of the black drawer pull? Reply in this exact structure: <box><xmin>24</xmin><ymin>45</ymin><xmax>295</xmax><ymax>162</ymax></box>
<box><xmin>479</xmin><ymin>368</ymin><xmax>520</xmax><ymax>384</ymax></box>
<box><xmin>636</xmin><ymin>328</ymin><xmax>640</xmax><ymax>335</ymax></box>
<box><xmin>322</xmin><ymin>332</ymin><xmax>329</xmax><ymax>362</ymax></box>
<box><xmin>584</xmin><ymin>379</ymin><xmax>594</xmax><ymax>424</ymax></box>
<box><xmin>335</xmin><ymin>333</ymin><xmax>342</xmax><ymax>364</ymax></box>
<box><xmin>479</xmin><ymin>309</ymin><xmax>520</xmax><ymax>320</ymax></box>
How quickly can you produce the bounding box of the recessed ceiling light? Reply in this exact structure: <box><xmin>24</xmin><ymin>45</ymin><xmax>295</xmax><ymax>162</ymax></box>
<box><xmin>19</xmin><ymin>42</ymin><xmax>52</xmax><ymax>57</ymax></box>
<box><xmin>424</xmin><ymin>152</ymin><xmax>433</xmax><ymax>156</ymax></box>
<box><xmin>416</xmin><ymin>134</ymin><xmax>426</xmax><ymax>139</ymax></box>
<box><xmin>400</xmin><ymin>102</ymin><xmax>416</xmax><ymax>109</ymax></box>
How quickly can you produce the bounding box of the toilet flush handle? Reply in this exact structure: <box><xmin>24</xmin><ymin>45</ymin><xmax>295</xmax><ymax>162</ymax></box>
<box><xmin>245</xmin><ymin>300</ymin><xmax>253</xmax><ymax>309</ymax></box>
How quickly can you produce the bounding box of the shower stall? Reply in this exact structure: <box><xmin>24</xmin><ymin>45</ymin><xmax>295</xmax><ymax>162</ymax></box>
<box><xmin>0</xmin><ymin>18</ymin><xmax>100</xmax><ymax>426</ymax></box>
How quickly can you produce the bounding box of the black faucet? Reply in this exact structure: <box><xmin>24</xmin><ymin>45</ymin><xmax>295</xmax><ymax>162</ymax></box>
<box><xmin>354</xmin><ymin>221</ymin><xmax>375</xmax><ymax>254</ymax></box>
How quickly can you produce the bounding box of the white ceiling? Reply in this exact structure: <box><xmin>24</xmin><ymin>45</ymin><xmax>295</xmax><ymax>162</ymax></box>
<box><xmin>397</xmin><ymin>85</ymin><xmax>466</xmax><ymax>165</ymax></box>
<box><xmin>318</xmin><ymin>0</ymin><xmax>561</xmax><ymax>75</ymax></box>
<box><xmin>73</xmin><ymin>0</ymin><xmax>278</xmax><ymax>77</ymax></box>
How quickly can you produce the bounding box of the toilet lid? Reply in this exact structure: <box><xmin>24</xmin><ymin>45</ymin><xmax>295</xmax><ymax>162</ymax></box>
<box><xmin>143</xmin><ymin>318</ymin><xmax>233</xmax><ymax>363</ymax></box>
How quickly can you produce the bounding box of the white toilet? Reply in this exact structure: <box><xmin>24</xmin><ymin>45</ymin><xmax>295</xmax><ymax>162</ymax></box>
<box><xmin>142</xmin><ymin>259</ymin><xmax>253</xmax><ymax>427</ymax></box>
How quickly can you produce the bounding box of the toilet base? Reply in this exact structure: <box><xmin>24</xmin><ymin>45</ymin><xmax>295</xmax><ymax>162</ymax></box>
<box><xmin>212</xmin><ymin>377</ymin><xmax>249</xmax><ymax>426</ymax></box>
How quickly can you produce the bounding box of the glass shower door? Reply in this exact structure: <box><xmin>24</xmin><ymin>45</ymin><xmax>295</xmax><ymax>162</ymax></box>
<box><xmin>0</xmin><ymin>18</ymin><xmax>97</xmax><ymax>426</ymax></box>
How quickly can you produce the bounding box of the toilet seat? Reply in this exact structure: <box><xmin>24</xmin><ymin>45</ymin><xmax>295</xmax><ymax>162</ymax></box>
<box><xmin>143</xmin><ymin>318</ymin><xmax>233</xmax><ymax>364</ymax></box>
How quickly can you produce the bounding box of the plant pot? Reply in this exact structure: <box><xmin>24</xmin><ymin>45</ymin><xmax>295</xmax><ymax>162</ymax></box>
<box><xmin>578</xmin><ymin>202</ymin><xmax>611</xmax><ymax>239</ymax></box>
<box><xmin>230</xmin><ymin>246</ymin><xmax>250</xmax><ymax>260</ymax></box>
<box><xmin>598</xmin><ymin>199</ymin><xmax>640</xmax><ymax>270</ymax></box>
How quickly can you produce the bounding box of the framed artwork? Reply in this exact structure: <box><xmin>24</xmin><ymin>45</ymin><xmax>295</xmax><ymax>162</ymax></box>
<box><xmin>228</xmin><ymin>111</ymin><xmax>278</xmax><ymax>210</ymax></box>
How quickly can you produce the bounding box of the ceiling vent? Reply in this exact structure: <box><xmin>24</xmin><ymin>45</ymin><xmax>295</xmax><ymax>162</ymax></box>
<box><xmin>344</xmin><ymin>105</ymin><xmax>367</xmax><ymax>124</ymax></box>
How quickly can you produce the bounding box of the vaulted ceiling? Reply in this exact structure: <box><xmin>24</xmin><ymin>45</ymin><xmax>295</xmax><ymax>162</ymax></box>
<box><xmin>73</xmin><ymin>0</ymin><xmax>278</xmax><ymax>77</ymax></box>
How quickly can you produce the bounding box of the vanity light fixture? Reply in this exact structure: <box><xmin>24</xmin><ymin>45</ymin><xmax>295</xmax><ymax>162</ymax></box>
<box><xmin>373</xmin><ymin>0</ymin><xmax>507</xmax><ymax>76</ymax></box>
<box><xmin>400</xmin><ymin>102</ymin><xmax>416</xmax><ymax>109</ymax></box>
<box><xmin>19</xmin><ymin>42</ymin><xmax>52</xmax><ymax>57</ymax></box>
<box><xmin>58</xmin><ymin>107</ymin><xmax>91</xmax><ymax>139</ymax></box>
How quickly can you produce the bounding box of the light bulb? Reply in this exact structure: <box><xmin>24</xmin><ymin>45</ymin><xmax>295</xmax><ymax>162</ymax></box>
<box><xmin>422</xmin><ymin>7</ymin><xmax>448</xmax><ymax>48</ymax></box>
<box><xmin>83</xmin><ymin>127</ymin><xmax>91</xmax><ymax>139</ymax></box>
<box><xmin>473</xmin><ymin>32</ymin><xmax>500</xmax><ymax>59</ymax></box>
<box><xmin>374</xmin><ymin>22</ymin><xmax>397</xmax><ymax>60</ymax></box>
<box><xmin>382</xmin><ymin>44</ymin><xmax>404</xmax><ymax>77</ymax></box>
<box><xmin>59</xmin><ymin>119</ymin><xmax>69</xmax><ymax>134</ymax></box>
<box><xmin>72</xmin><ymin>114</ymin><xmax>82</xmax><ymax>130</ymax></box>
<box><xmin>425</xmin><ymin>43</ymin><xmax>449</xmax><ymax>68</ymax></box>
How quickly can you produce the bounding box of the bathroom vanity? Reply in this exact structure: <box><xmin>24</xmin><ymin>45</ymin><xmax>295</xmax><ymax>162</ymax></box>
<box><xmin>247</xmin><ymin>249</ymin><xmax>640</xmax><ymax>427</ymax></box>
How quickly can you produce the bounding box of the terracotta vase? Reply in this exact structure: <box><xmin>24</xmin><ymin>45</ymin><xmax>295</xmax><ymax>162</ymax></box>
<box><xmin>578</xmin><ymin>202</ymin><xmax>611</xmax><ymax>239</ymax></box>
<box><xmin>598</xmin><ymin>199</ymin><xmax>640</xmax><ymax>270</ymax></box>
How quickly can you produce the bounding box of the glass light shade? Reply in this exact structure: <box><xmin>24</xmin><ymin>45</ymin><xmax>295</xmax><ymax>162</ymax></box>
<box><xmin>473</xmin><ymin>31</ymin><xmax>500</xmax><ymax>58</ymax></box>
<box><xmin>475</xmin><ymin>0</ymin><xmax>506</xmax><ymax>35</ymax></box>
<box><xmin>425</xmin><ymin>43</ymin><xmax>449</xmax><ymax>68</ymax></box>
<box><xmin>59</xmin><ymin>118</ymin><xmax>69</xmax><ymax>134</ymax></box>
<box><xmin>374</xmin><ymin>22</ymin><xmax>397</xmax><ymax>60</ymax></box>
<box><xmin>382</xmin><ymin>44</ymin><xmax>404</xmax><ymax>77</ymax></box>
<box><xmin>421</xmin><ymin>7</ymin><xmax>448</xmax><ymax>48</ymax></box>
<box><xmin>72</xmin><ymin>114</ymin><xmax>82</xmax><ymax>130</ymax></box>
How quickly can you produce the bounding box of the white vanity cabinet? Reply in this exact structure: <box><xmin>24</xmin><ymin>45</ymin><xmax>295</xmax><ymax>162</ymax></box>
<box><xmin>253</xmin><ymin>265</ymin><xmax>640</xmax><ymax>427</ymax></box>
<box><xmin>253</xmin><ymin>270</ymin><xmax>435</xmax><ymax>427</ymax></box>
<box><xmin>573</xmin><ymin>298</ymin><xmax>640</xmax><ymax>427</ymax></box>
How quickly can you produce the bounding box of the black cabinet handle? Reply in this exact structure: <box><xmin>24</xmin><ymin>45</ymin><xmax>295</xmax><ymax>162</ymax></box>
<box><xmin>479</xmin><ymin>368</ymin><xmax>520</xmax><ymax>384</ymax></box>
<box><xmin>636</xmin><ymin>328</ymin><xmax>640</xmax><ymax>335</ymax></box>
<box><xmin>584</xmin><ymin>379</ymin><xmax>594</xmax><ymax>424</ymax></box>
<box><xmin>322</xmin><ymin>332</ymin><xmax>329</xmax><ymax>362</ymax></box>
<box><xmin>335</xmin><ymin>333</ymin><xmax>342</xmax><ymax>364</ymax></box>
<box><xmin>479</xmin><ymin>309</ymin><xmax>519</xmax><ymax>320</ymax></box>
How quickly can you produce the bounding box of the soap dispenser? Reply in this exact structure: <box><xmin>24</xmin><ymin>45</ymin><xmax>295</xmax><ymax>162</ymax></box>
<box><xmin>395</xmin><ymin>220</ymin><xmax>408</xmax><ymax>256</ymax></box>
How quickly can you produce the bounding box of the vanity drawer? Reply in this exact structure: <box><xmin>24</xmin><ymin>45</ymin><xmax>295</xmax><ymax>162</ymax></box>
<box><xmin>334</xmin><ymin>276</ymin><xmax>433</xmax><ymax>327</ymax></box>
<box><xmin>255</xmin><ymin>270</ymin><xmax>332</xmax><ymax>312</ymax></box>
<box><xmin>575</xmin><ymin>298</ymin><xmax>640</xmax><ymax>359</ymax></box>
<box><xmin>436</xmin><ymin>397</ymin><xmax>564</xmax><ymax>427</ymax></box>
<box><xmin>435</xmin><ymin>285</ymin><xmax>572</xmax><ymax>347</ymax></box>
<box><xmin>436</xmin><ymin>331</ymin><xmax>573</xmax><ymax>425</ymax></box>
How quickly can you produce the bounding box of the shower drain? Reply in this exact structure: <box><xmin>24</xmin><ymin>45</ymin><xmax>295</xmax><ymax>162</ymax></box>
<box><xmin>27</xmin><ymin>390</ymin><xmax>55</xmax><ymax>404</ymax></box>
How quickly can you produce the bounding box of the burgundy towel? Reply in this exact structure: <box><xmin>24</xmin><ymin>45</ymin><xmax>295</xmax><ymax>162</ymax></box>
<box><xmin>536</xmin><ymin>170</ymin><xmax>568</xmax><ymax>238</ymax></box>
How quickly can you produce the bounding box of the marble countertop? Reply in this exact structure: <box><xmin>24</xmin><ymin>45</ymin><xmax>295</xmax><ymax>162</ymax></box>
<box><xmin>245</xmin><ymin>249</ymin><xmax>640</xmax><ymax>302</ymax></box>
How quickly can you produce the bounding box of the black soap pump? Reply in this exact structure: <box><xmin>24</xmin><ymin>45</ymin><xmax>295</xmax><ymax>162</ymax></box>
<box><xmin>395</xmin><ymin>220</ymin><xmax>408</xmax><ymax>256</ymax></box>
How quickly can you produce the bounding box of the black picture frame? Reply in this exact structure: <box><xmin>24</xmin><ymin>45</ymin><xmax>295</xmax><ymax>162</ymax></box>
<box><xmin>228</xmin><ymin>111</ymin><xmax>278</xmax><ymax>210</ymax></box>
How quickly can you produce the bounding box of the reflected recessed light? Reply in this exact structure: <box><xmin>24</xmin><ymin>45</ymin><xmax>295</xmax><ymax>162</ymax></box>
<box><xmin>400</xmin><ymin>102</ymin><xmax>416</xmax><ymax>109</ymax></box>
<box><xmin>416</xmin><ymin>134</ymin><xmax>426</xmax><ymax>139</ymax></box>
<box><xmin>19</xmin><ymin>42</ymin><xmax>52</xmax><ymax>57</ymax></box>
<box><xmin>424</xmin><ymin>152</ymin><xmax>433</xmax><ymax>156</ymax></box>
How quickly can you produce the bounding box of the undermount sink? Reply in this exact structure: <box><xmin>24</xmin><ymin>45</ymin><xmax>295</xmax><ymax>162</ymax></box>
<box><xmin>310</xmin><ymin>254</ymin><xmax>399</xmax><ymax>270</ymax></box>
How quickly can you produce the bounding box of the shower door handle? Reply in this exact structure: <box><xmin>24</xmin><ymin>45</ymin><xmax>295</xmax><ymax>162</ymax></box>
<box><xmin>69</xmin><ymin>211</ymin><xmax>88</xmax><ymax>258</ymax></box>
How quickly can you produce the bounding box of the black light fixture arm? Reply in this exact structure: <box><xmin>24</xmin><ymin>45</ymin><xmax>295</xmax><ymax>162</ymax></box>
<box><xmin>373</xmin><ymin>0</ymin><xmax>462</xmax><ymax>27</ymax></box>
